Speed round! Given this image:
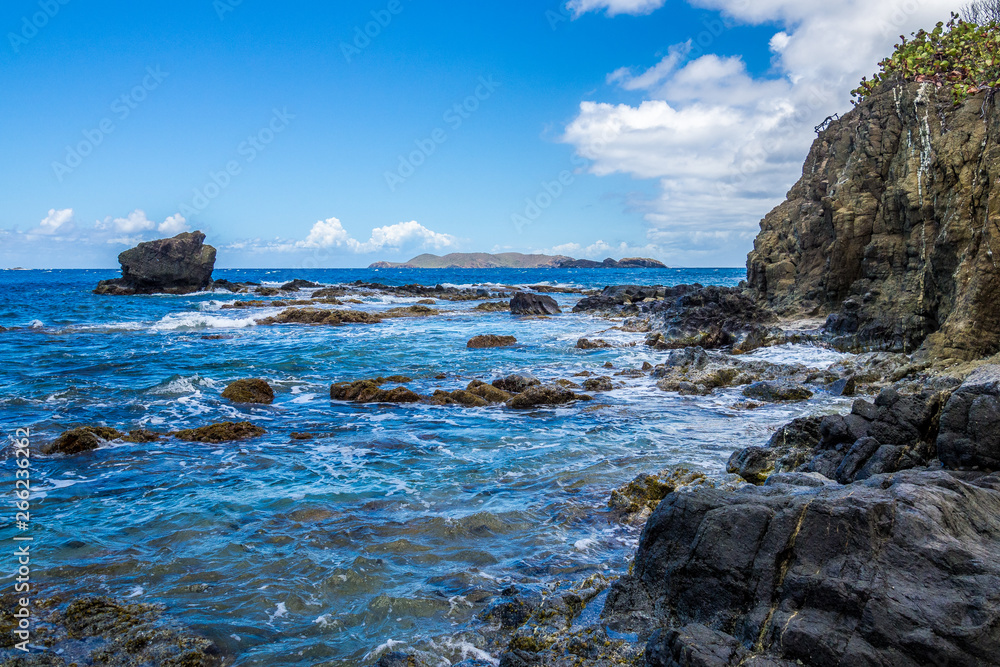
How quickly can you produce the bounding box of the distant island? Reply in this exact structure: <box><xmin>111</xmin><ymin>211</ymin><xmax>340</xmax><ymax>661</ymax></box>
<box><xmin>369</xmin><ymin>252</ymin><xmax>667</xmax><ymax>269</ymax></box>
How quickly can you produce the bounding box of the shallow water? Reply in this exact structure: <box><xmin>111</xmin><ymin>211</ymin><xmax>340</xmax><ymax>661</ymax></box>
<box><xmin>0</xmin><ymin>268</ymin><xmax>852</xmax><ymax>665</ymax></box>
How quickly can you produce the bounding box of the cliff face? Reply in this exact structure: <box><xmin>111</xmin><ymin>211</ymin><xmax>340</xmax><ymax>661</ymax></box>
<box><xmin>748</xmin><ymin>82</ymin><xmax>1000</xmax><ymax>360</ymax></box>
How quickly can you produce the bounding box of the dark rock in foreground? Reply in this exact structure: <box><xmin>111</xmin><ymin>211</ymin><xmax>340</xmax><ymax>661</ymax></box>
<box><xmin>467</xmin><ymin>334</ymin><xmax>517</xmax><ymax>349</ymax></box>
<box><xmin>510</xmin><ymin>292</ymin><xmax>561</xmax><ymax>316</ymax></box>
<box><xmin>939</xmin><ymin>364</ymin><xmax>1000</xmax><ymax>469</ymax></box>
<box><xmin>603</xmin><ymin>469</ymin><xmax>1000</xmax><ymax>667</ymax></box>
<box><xmin>222</xmin><ymin>378</ymin><xmax>275</xmax><ymax>404</ymax></box>
<box><xmin>94</xmin><ymin>231</ymin><xmax>216</xmax><ymax>295</ymax></box>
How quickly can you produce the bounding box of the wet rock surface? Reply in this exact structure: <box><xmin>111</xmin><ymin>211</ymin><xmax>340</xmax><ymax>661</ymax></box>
<box><xmin>510</xmin><ymin>292</ymin><xmax>561</xmax><ymax>316</ymax></box>
<box><xmin>0</xmin><ymin>595</ymin><xmax>221</xmax><ymax>666</ymax></box>
<box><xmin>603</xmin><ymin>469</ymin><xmax>1000</xmax><ymax>667</ymax></box>
<box><xmin>467</xmin><ymin>334</ymin><xmax>518</xmax><ymax>349</ymax></box>
<box><xmin>94</xmin><ymin>231</ymin><xmax>216</xmax><ymax>295</ymax></box>
<box><xmin>221</xmin><ymin>378</ymin><xmax>275</xmax><ymax>404</ymax></box>
<box><xmin>173</xmin><ymin>421</ymin><xmax>267</xmax><ymax>443</ymax></box>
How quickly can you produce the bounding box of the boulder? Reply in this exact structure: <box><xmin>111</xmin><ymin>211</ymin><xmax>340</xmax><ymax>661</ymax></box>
<box><xmin>94</xmin><ymin>231</ymin><xmax>216</xmax><ymax>295</ymax></box>
<box><xmin>583</xmin><ymin>376</ymin><xmax>613</xmax><ymax>392</ymax></box>
<box><xmin>173</xmin><ymin>421</ymin><xmax>266</xmax><ymax>443</ymax></box>
<box><xmin>221</xmin><ymin>378</ymin><xmax>275</xmax><ymax>404</ymax></box>
<box><xmin>492</xmin><ymin>375</ymin><xmax>541</xmax><ymax>394</ymax></box>
<box><xmin>43</xmin><ymin>426</ymin><xmax>123</xmax><ymax>455</ymax></box>
<box><xmin>510</xmin><ymin>292</ymin><xmax>561</xmax><ymax>316</ymax></box>
<box><xmin>467</xmin><ymin>334</ymin><xmax>517</xmax><ymax>349</ymax></box>
<box><xmin>604</xmin><ymin>470</ymin><xmax>1000</xmax><ymax>666</ymax></box>
<box><xmin>938</xmin><ymin>364</ymin><xmax>1000</xmax><ymax>470</ymax></box>
<box><xmin>506</xmin><ymin>385</ymin><xmax>587</xmax><ymax>409</ymax></box>
<box><xmin>741</xmin><ymin>380</ymin><xmax>813</xmax><ymax>402</ymax></box>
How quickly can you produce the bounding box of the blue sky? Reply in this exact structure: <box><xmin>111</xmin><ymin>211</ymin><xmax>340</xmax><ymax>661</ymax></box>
<box><xmin>0</xmin><ymin>0</ymin><xmax>954</xmax><ymax>268</ymax></box>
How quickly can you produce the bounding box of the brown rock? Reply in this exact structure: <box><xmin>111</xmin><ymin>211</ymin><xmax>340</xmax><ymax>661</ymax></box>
<box><xmin>221</xmin><ymin>378</ymin><xmax>275</xmax><ymax>404</ymax></box>
<box><xmin>467</xmin><ymin>334</ymin><xmax>517</xmax><ymax>349</ymax></box>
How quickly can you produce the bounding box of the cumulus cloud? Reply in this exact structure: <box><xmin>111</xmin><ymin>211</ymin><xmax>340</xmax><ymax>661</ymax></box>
<box><xmin>158</xmin><ymin>214</ymin><xmax>189</xmax><ymax>235</ymax></box>
<box><xmin>38</xmin><ymin>208</ymin><xmax>74</xmax><ymax>235</ymax></box>
<box><xmin>567</xmin><ymin>0</ymin><xmax>668</xmax><ymax>17</ymax></box>
<box><xmin>563</xmin><ymin>0</ymin><xmax>954</xmax><ymax>261</ymax></box>
<box><xmin>346</xmin><ymin>221</ymin><xmax>456</xmax><ymax>254</ymax></box>
<box><xmin>296</xmin><ymin>217</ymin><xmax>351</xmax><ymax>249</ymax></box>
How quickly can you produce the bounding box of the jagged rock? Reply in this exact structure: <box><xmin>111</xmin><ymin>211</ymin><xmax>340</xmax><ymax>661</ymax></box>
<box><xmin>747</xmin><ymin>82</ymin><xmax>1000</xmax><ymax>360</ymax></box>
<box><xmin>938</xmin><ymin>364</ymin><xmax>1000</xmax><ymax>470</ymax></box>
<box><xmin>577</xmin><ymin>338</ymin><xmax>613</xmax><ymax>350</ymax></box>
<box><xmin>466</xmin><ymin>380</ymin><xmax>514</xmax><ymax>403</ymax></box>
<box><xmin>43</xmin><ymin>426</ymin><xmax>122</xmax><ymax>455</ymax></box>
<box><xmin>330</xmin><ymin>380</ymin><xmax>423</xmax><ymax>404</ymax></box>
<box><xmin>506</xmin><ymin>385</ymin><xmax>589</xmax><ymax>409</ymax></box>
<box><xmin>173</xmin><ymin>421</ymin><xmax>266</xmax><ymax>443</ymax></box>
<box><xmin>583</xmin><ymin>376</ymin><xmax>613</xmax><ymax>392</ymax></box>
<box><xmin>467</xmin><ymin>334</ymin><xmax>517</xmax><ymax>349</ymax></box>
<box><xmin>94</xmin><ymin>231</ymin><xmax>216</xmax><ymax>295</ymax></box>
<box><xmin>221</xmin><ymin>378</ymin><xmax>275</xmax><ymax>404</ymax></box>
<box><xmin>609</xmin><ymin>469</ymin><xmax>708</xmax><ymax>524</ymax></box>
<box><xmin>605</xmin><ymin>470</ymin><xmax>1000</xmax><ymax>667</ymax></box>
<box><xmin>492</xmin><ymin>375</ymin><xmax>541</xmax><ymax>394</ymax></box>
<box><xmin>510</xmin><ymin>292</ymin><xmax>561</xmax><ymax>315</ymax></box>
<box><xmin>575</xmin><ymin>284</ymin><xmax>775</xmax><ymax>350</ymax></box>
<box><xmin>279</xmin><ymin>279</ymin><xmax>320</xmax><ymax>291</ymax></box>
<box><xmin>383</xmin><ymin>305</ymin><xmax>440</xmax><ymax>318</ymax></box>
<box><xmin>0</xmin><ymin>596</ymin><xmax>221</xmax><ymax>665</ymax></box>
<box><xmin>741</xmin><ymin>380</ymin><xmax>814</xmax><ymax>402</ymax></box>
<box><xmin>474</xmin><ymin>301</ymin><xmax>511</xmax><ymax>312</ymax></box>
<box><xmin>256</xmin><ymin>308</ymin><xmax>382</xmax><ymax>326</ymax></box>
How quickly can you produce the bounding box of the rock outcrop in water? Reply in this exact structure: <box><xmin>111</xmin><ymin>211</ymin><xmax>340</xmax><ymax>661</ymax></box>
<box><xmin>748</xmin><ymin>82</ymin><xmax>1000</xmax><ymax>360</ymax></box>
<box><xmin>94</xmin><ymin>231</ymin><xmax>216</xmax><ymax>295</ymax></box>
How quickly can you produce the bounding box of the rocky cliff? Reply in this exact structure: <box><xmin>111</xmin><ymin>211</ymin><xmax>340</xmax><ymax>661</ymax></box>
<box><xmin>748</xmin><ymin>82</ymin><xmax>1000</xmax><ymax>360</ymax></box>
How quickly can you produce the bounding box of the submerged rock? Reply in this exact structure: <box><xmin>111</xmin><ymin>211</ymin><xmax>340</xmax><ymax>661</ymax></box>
<box><xmin>94</xmin><ymin>231</ymin><xmax>216</xmax><ymax>295</ymax></box>
<box><xmin>221</xmin><ymin>378</ymin><xmax>275</xmax><ymax>404</ymax></box>
<box><xmin>510</xmin><ymin>292</ymin><xmax>561</xmax><ymax>316</ymax></box>
<box><xmin>0</xmin><ymin>595</ymin><xmax>221</xmax><ymax>665</ymax></box>
<box><xmin>173</xmin><ymin>421</ymin><xmax>266</xmax><ymax>443</ymax></box>
<box><xmin>467</xmin><ymin>334</ymin><xmax>517</xmax><ymax>349</ymax></box>
<box><xmin>603</xmin><ymin>469</ymin><xmax>1000</xmax><ymax>666</ymax></box>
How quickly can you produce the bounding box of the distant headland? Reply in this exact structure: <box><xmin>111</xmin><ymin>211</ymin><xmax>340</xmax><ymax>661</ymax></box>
<box><xmin>368</xmin><ymin>252</ymin><xmax>667</xmax><ymax>269</ymax></box>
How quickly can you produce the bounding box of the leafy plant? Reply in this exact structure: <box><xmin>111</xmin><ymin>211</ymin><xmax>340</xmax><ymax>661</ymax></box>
<box><xmin>852</xmin><ymin>12</ymin><xmax>1000</xmax><ymax>105</ymax></box>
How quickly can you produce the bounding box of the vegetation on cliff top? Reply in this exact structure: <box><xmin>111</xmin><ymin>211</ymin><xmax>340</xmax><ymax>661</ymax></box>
<box><xmin>853</xmin><ymin>8</ymin><xmax>1000</xmax><ymax>104</ymax></box>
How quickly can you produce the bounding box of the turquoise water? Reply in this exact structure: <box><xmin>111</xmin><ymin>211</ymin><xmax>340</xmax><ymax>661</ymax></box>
<box><xmin>0</xmin><ymin>268</ymin><xmax>850</xmax><ymax>665</ymax></box>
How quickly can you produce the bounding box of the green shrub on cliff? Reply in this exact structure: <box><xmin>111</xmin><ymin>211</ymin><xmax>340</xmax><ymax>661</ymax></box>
<box><xmin>853</xmin><ymin>12</ymin><xmax>1000</xmax><ymax>104</ymax></box>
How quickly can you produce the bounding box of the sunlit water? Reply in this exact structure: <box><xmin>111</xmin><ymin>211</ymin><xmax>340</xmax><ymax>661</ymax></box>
<box><xmin>0</xmin><ymin>268</ymin><xmax>852</xmax><ymax>666</ymax></box>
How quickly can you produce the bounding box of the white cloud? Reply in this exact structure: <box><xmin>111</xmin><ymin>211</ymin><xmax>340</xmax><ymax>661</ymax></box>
<box><xmin>347</xmin><ymin>220</ymin><xmax>457</xmax><ymax>254</ymax></box>
<box><xmin>296</xmin><ymin>217</ymin><xmax>351</xmax><ymax>249</ymax></box>
<box><xmin>158</xmin><ymin>214</ymin><xmax>189</xmax><ymax>235</ymax></box>
<box><xmin>38</xmin><ymin>208</ymin><xmax>74</xmax><ymax>235</ymax></box>
<box><xmin>563</xmin><ymin>0</ymin><xmax>954</xmax><ymax>260</ymax></box>
<box><xmin>567</xmin><ymin>0</ymin><xmax>668</xmax><ymax>17</ymax></box>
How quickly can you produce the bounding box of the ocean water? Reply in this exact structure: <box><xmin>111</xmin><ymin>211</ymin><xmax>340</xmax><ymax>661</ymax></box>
<box><xmin>0</xmin><ymin>268</ymin><xmax>852</xmax><ymax>666</ymax></box>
